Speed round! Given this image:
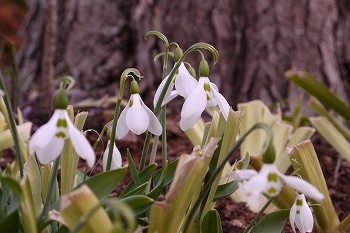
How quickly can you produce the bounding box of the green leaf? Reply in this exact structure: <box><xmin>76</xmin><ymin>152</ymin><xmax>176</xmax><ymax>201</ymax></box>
<box><xmin>286</xmin><ymin>71</ymin><xmax>350</xmax><ymax>123</ymax></box>
<box><xmin>120</xmin><ymin>183</ymin><xmax>148</xmax><ymax>198</ymax></box>
<box><xmin>213</xmin><ymin>181</ymin><xmax>239</xmax><ymax>201</ymax></box>
<box><xmin>250</xmin><ymin>209</ymin><xmax>289</xmax><ymax>233</ymax></box>
<box><xmin>127</xmin><ymin>149</ymin><xmax>141</xmax><ymax>186</ymax></box>
<box><xmin>120</xmin><ymin>164</ymin><xmax>157</xmax><ymax>197</ymax></box>
<box><xmin>120</xmin><ymin>195</ymin><xmax>154</xmax><ymax>216</ymax></box>
<box><xmin>0</xmin><ymin>210</ymin><xmax>20</xmax><ymax>233</ymax></box>
<box><xmin>147</xmin><ymin>180</ymin><xmax>164</xmax><ymax>200</ymax></box>
<box><xmin>153</xmin><ymin>159</ymin><xmax>178</xmax><ymax>186</ymax></box>
<box><xmin>201</xmin><ymin>209</ymin><xmax>222</xmax><ymax>233</ymax></box>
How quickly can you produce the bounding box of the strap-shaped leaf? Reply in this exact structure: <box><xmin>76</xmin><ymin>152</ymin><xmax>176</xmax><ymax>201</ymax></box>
<box><xmin>250</xmin><ymin>209</ymin><xmax>289</xmax><ymax>233</ymax></box>
<box><xmin>201</xmin><ymin>209</ymin><xmax>223</xmax><ymax>233</ymax></box>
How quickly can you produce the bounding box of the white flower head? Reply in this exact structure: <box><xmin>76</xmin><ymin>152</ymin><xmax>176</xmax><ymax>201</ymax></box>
<box><xmin>29</xmin><ymin>109</ymin><xmax>95</xmax><ymax>167</ymax></box>
<box><xmin>117</xmin><ymin>80</ymin><xmax>162</xmax><ymax>139</ymax></box>
<box><xmin>103</xmin><ymin>140</ymin><xmax>122</xmax><ymax>171</ymax></box>
<box><xmin>180</xmin><ymin>76</ymin><xmax>230</xmax><ymax>131</ymax></box>
<box><xmin>290</xmin><ymin>194</ymin><xmax>314</xmax><ymax>233</ymax></box>
<box><xmin>153</xmin><ymin>62</ymin><xmax>197</xmax><ymax>108</ymax></box>
<box><xmin>228</xmin><ymin>163</ymin><xmax>324</xmax><ymax>202</ymax></box>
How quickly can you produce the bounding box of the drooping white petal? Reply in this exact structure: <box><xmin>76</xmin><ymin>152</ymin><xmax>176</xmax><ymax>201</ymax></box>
<box><xmin>35</xmin><ymin>136</ymin><xmax>64</xmax><ymax>164</ymax></box>
<box><xmin>142</xmin><ymin>101</ymin><xmax>162</xmax><ymax>136</ymax></box>
<box><xmin>116</xmin><ymin>103</ymin><xmax>130</xmax><ymax>139</ymax></box>
<box><xmin>103</xmin><ymin>140</ymin><xmax>122</xmax><ymax>171</ymax></box>
<box><xmin>126</xmin><ymin>94</ymin><xmax>149</xmax><ymax>135</ymax></box>
<box><xmin>290</xmin><ymin>199</ymin><xmax>297</xmax><ymax>233</ymax></box>
<box><xmin>66</xmin><ymin>114</ymin><xmax>95</xmax><ymax>168</ymax></box>
<box><xmin>175</xmin><ymin>63</ymin><xmax>198</xmax><ymax>98</ymax></box>
<box><xmin>180</xmin><ymin>85</ymin><xmax>207</xmax><ymax>130</ymax></box>
<box><xmin>228</xmin><ymin>169</ymin><xmax>258</xmax><ymax>180</ymax></box>
<box><xmin>180</xmin><ymin>111</ymin><xmax>203</xmax><ymax>131</ymax></box>
<box><xmin>153</xmin><ymin>75</ymin><xmax>175</xmax><ymax>108</ymax></box>
<box><xmin>281</xmin><ymin>175</ymin><xmax>324</xmax><ymax>202</ymax></box>
<box><xmin>211</xmin><ymin>86</ymin><xmax>230</xmax><ymax>120</ymax></box>
<box><xmin>241</xmin><ymin>173</ymin><xmax>268</xmax><ymax>196</ymax></box>
<box><xmin>29</xmin><ymin>110</ymin><xmax>60</xmax><ymax>155</ymax></box>
<box><xmin>300</xmin><ymin>195</ymin><xmax>314</xmax><ymax>232</ymax></box>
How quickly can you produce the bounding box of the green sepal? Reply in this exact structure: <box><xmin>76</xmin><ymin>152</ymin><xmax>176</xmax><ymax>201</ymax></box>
<box><xmin>130</xmin><ymin>80</ymin><xmax>139</xmax><ymax>94</ymax></box>
<box><xmin>199</xmin><ymin>59</ymin><xmax>209</xmax><ymax>77</ymax></box>
<box><xmin>54</xmin><ymin>88</ymin><xmax>69</xmax><ymax>109</ymax></box>
<box><xmin>174</xmin><ymin>47</ymin><xmax>183</xmax><ymax>62</ymax></box>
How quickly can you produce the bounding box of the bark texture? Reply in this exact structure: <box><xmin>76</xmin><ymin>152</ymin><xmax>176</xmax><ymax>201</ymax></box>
<box><xmin>17</xmin><ymin>0</ymin><xmax>350</xmax><ymax>107</ymax></box>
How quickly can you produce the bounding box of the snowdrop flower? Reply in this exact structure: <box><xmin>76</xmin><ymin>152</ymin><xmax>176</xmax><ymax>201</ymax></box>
<box><xmin>180</xmin><ymin>60</ymin><xmax>230</xmax><ymax>131</ymax></box>
<box><xmin>117</xmin><ymin>80</ymin><xmax>162</xmax><ymax>139</ymax></box>
<box><xmin>103</xmin><ymin>140</ymin><xmax>122</xmax><ymax>171</ymax></box>
<box><xmin>290</xmin><ymin>194</ymin><xmax>314</xmax><ymax>233</ymax></box>
<box><xmin>29</xmin><ymin>89</ymin><xmax>95</xmax><ymax>167</ymax></box>
<box><xmin>229</xmin><ymin>163</ymin><xmax>324</xmax><ymax>202</ymax></box>
<box><xmin>153</xmin><ymin>48</ymin><xmax>197</xmax><ymax>108</ymax></box>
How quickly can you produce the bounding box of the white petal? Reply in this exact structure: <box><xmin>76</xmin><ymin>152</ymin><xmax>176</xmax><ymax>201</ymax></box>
<box><xmin>242</xmin><ymin>174</ymin><xmax>268</xmax><ymax>196</ymax></box>
<box><xmin>126</xmin><ymin>94</ymin><xmax>149</xmax><ymax>135</ymax></box>
<box><xmin>290</xmin><ymin>199</ymin><xmax>297</xmax><ymax>233</ymax></box>
<box><xmin>180</xmin><ymin>84</ymin><xmax>207</xmax><ymax>129</ymax></box>
<box><xmin>211</xmin><ymin>85</ymin><xmax>230</xmax><ymax>120</ymax></box>
<box><xmin>116</xmin><ymin>103</ymin><xmax>130</xmax><ymax>139</ymax></box>
<box><xmin>300</xmin><ymin>195</ymin><xmax>314</xmax><ymax>232</ymax></box>
<box><xmin>142</xmin><ymin>102</ymin><xmax>162</xmax><ymax>136</ymax></box>
<box><xmin>281</xmin><ymin>175</ymin><xmax>324</xmax><ymax>202</ymax></box>
<box><xmin>153</xmin><ymin>75</ymin><xmax>175</xmax><ymax>107</ymax></box>
<box><xmin>228</xmin><ymin>169</ymin><xmax>258</xmax><ymax>180</ymax></box>
<box><xmin>36</xmin><ymin>136</ymin><xmax>64</xmax><ymax>164</ymax></box>
<box><xmin>29</xmin><ymin>110</ymin><xmax>60</xmax><ymax>155</ymax></box>
<box><xmin>180</xmin><ymin>111</ymin><xmax>203</xmax><ymax>131</ymax></box>
<box><xmin>103</xmin><ymin>140</ymin><xmax>122</xmax><ymax>171</ymax></box>
<box><xmin>66</xmin><ymin>115</ymin><xmax>95</xmax><ymax>168</ymax></box>
<box><xmin>175</xmin><ymin>63</ymin><xmax>198</xmax><ymax>98</ymax></box>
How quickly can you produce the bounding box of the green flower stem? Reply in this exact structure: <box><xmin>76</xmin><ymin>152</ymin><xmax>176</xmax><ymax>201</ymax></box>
<box><xmin>106</xmin><ymin>69</ymin><xmax>141</xmax><ymax>171</ymax></box>
<box><xmin>161</xmin><ymin>107</ymin><xmax>167</xmax><ymax>165</ymax></box>
<box><xmin>37</xmin><ymin>157</ymin><xmax>60</xmax><ymax>231</ymax></box>
<box><xmin>139</xmin><ymin>38</ymin><xmax>220</xmax><ymax>171</ymax></box>
<box><xmin>243</xmin><ymin>196</ymin><xmax>276</xmax><ymax>233</ymax></box>
<box><xmin>0</xmin><ymin>71</ymin><xmax>24</xmax><ymax>178</ymax></box>
<box><xmin>182</xmin><ymin>122</ymin><xmax>273</xmax><ymax>232</ymax></box>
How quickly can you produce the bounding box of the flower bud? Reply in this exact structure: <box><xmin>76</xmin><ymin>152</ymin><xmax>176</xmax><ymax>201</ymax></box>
<box><xmin>188</xmin><ymin>66</ymin><xmax>196</xmax><ymax>78</ymax></box>
<box><xmin>199</xmin><ymin>59</ymin><xmax>209</xmax><ymax>77</ymax></box>
<box><xmin>54</xmin><ymin>88</ymin><xmax>69</xmax><ymax>109</ymax></box>
<box><xmin>130</xmin><ymin>80</ymin><xmax>139</xmax><ymax>94</ymax></box>
<box><xmin>174</xmin><ymin>47</ymin><xmax>183</xmax><ymax>63</ymax></box>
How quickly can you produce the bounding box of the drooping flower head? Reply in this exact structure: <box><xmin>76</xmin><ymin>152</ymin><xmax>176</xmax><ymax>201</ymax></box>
<box><xmin>153</xmin><ymin>47</ymin><xmax>198</xmax><ymax>108</ymax></box>
<box><xmin>29</xmin><ymin>83</ymin><xmax>95</xmax><ymax>167</ymax></box>
<box><xmin>290</xmin><ymin>194</ymin><xmax>314</xmax><ymax>233</ymax></box>
<box><xmin>180</xmin><ymin>59</ymin><xmax>230</xmax><ymax>130</ymax></box>
<box><xmin>117</xmin><ymin>79</ymin><xmax>162</xmax><ymax>139</ymax></box>
<box><xmin>103</xmin><ymin>140</ymin><xmax>122</xmax><ymax>171</ymax></box>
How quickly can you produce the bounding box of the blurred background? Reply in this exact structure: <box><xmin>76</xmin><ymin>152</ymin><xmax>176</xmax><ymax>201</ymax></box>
<box><xmin>1</xmin><ymin>0</ymin><xmax>350</xmax><ymax>118</ymax></box>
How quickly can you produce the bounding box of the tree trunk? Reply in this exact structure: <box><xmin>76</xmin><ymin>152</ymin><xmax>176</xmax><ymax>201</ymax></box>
<box><xmin>17</xmin><ymin>0</ymin><xmax>350</xmax><ymax>108</ymax></box>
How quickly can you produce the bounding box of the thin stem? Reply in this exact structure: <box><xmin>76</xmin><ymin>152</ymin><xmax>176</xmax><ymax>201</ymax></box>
<box><xmin>0</xmin><ymin>72</ymin><xmax>24</xmax><ymax>178</ymax></box>
<box><xmin>182</xmin><ymin>123</ymin><xmax>272</xmax><ymax>232</ymax></box>
<box><xmin>243</xmin><ymin>197</ymin><xmax>275</xmax><ymax>233</ymax></box>
<box><xmin>38</xmin><ymin>157</ymin><xmax>60</xmax><ymax>231</ymax></box>
<box><xmin>161</xmin><ymin>107</ymin><xmax>167</xmax><ymax>165</ymax></box>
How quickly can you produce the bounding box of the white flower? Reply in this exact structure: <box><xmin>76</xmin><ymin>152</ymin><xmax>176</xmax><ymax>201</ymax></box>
<box><xmin>180</xmin><ymin>76</ymin><xmax>230</xmax><ymax>131</ymax></box>
<box><xmin>103</xmin><ymin>140</ymin><xmax>122</xmax><ymax>171</ymax></box>
<box><xmin>290</xmin><ymin>194</ymin><xmax>314</xmax><ymax>233</ymax></box>
<box><xmin>228</xmin><ymin>164</ymin><xmax>324</xmax><ymax>202</ymax></box>
<box><xmin>29</xmin><ymin>109</ymin><xmax>95</xmax><ymax>167</ymax></box>
<box><xmin>153</xmin><ymin>63</ymin><xmax>197</xmax><ymax>107</ymax></box>
<box><xmin>117</xmin><ymin>93</ymin><xmax>162</xmax><ymax>139</ymax></box>
<box><xmin>0</xmin><ymin>89</ymin><xmax>4</xmax><ymax>97</ymax></box>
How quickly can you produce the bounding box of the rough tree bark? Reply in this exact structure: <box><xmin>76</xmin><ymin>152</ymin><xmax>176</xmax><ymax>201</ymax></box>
<box><xmin>17</xmin><ymin>0</ymin><xmax>350</xmax><ymax>108</ymax></box>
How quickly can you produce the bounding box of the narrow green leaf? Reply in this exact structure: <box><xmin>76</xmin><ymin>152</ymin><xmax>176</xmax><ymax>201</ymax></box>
<box><xmin>213</xmin><ymin>181</ymin><xmax>239</xmax><ymax>201</ymax></box>
<box><xmin>153</xmin><ymin>159</ymin><xmax>178</xmax><ymax>187</ymax></box>
<box><xmin>120</xmin><ymin>195</ymin><xmax>154</xmax><ymax>216</ymax></box>
<box><xmin>120</xmin><ymin>164</ymin><xmax>157</xmax><ymax>197</ymax></box>
<box><xmin>286</xmin><ymin>71</ymin><xmax>350</xmax><ymax>123</ymax></box>
<box><xmin>147</xmin><ymin>180</ymin><xmax>164</xmax><ymax>200</ymax></box>
<box><xmin>120</xmin><ymin>183</ymin><xmax>148</xmax><ymax>198</ymax></box>
<box><xmin>201</xmin><ymin>209</ymin><xmax>223</xmax><ymax>233</ymax></box>
<box><xmin>250</xmin><ymin>209</ymin><xmax>289</xmax><ymax>233</ymax></box>
<box><xmin>127</xmin><ymin>149</ymin><xmax>141</xmax><ymax>186</ymax></box>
